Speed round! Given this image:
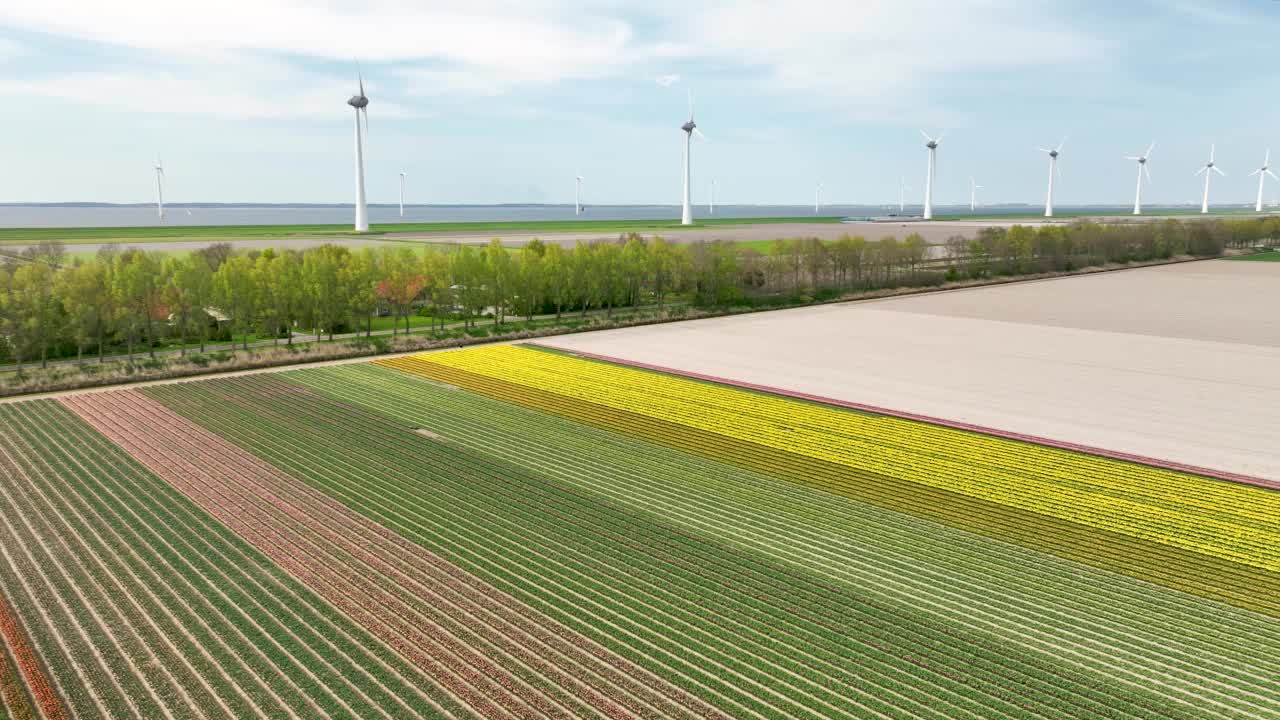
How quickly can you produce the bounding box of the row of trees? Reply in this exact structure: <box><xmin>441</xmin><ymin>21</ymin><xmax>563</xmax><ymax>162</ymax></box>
<box><xmin>1</xmin><ymin>216</ymin><xmax>1266</xmax><ymax>372</ymax></box>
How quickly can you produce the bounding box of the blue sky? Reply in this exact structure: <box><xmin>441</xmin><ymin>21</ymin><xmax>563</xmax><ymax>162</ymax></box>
<box><xmin>2</xmin><ymin>0</ymin><xmax>1279</xmax><ymax>207</ymax></box>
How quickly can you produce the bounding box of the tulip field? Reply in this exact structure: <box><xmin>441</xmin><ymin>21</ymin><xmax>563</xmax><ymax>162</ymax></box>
<box><xmin>0</xmin><ymin>344</ymin><xmax>1277</xmax><ymax>718</ymax></box>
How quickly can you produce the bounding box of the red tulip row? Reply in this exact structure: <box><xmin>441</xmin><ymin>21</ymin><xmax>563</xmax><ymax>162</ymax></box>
<box><xmin>65</xmin><ymin>388</ymin><xmax>723</xmax><ymax>720</ymax></box>
<box><xmin>0</xmin><ymin>590</ymin><xmax>65</xmax><ymax>720</ymax></box>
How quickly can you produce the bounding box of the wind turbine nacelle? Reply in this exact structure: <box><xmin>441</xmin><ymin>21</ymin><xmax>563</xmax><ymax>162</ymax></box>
<box><xmin>925</xmin><ymin>141</ymin><xmax>938</xmax><ymax>149</ymax></box>
<box><xmin>681</xmin><ymin>121</ymin><xmax>696</xmax><ymax>133</ymax></box>
<box><xmin>348</xmin><ymin>95</ymin><xmax>369</xmax><ymax>109</ymax></box>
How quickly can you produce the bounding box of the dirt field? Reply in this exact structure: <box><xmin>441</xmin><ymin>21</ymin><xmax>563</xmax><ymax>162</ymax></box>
<box><xmin>537</xmin><ymin>259</ymin><xmax>1280</xmax><ymax>480</ymax></box>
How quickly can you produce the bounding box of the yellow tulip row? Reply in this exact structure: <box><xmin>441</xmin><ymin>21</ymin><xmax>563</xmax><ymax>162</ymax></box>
<box><xmin>398</xmin><ymin>346</ymin><xmax>1280</xmax><ymax>573</ymax></box>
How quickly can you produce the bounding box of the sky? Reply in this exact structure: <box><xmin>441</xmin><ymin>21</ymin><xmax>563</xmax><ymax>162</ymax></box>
<box><xmin>2</xmin><ymin>0</ymin><xmax>1279</xmax><ymax>207</ymax></box>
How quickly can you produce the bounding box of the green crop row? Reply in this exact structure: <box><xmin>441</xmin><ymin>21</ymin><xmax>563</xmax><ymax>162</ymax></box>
<box><xmin>0</xmin><ymin>401</ymin><xmax>466</xmax><ymax>720</ymax></box>
<box><xmin>292</xmin><ymin>363</ymin><xmax>1280</xmax><ymax>705</ymax></box>
<box><xmin>142</xmin><ymin>373</ymin><xmax>1280</xmax><ymax>720</ymax></box>
<box><xmin>399</xmin><ymin>358</ymin><xmax>1280</xmax><ymax>618</ymax></box>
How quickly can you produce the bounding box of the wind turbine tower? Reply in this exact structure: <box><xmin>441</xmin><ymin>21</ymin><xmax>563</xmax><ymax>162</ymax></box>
<box><xmin>921</xmin><ymin>131</ymin><xmax>944</xmax><ymax>220</ymax></box>
<box><xmin>154</xmin><ymin>156</ymin><xmax>165</xmax><ymax>222</ymax></box>
<box><xmin>399</xmin><ymin>171</ymin><xmax>406</xmax><ymax>218</ymax></box>
<box><xmin>1126</xmin><ymin>141</ymin><xmax>1155</xmax><ymax>215</ymax></box>
<box><xmin>814</xmin><ymin>182</ymin><xmax>823</xmax><ymax>215</ymax></box>
<box><xmin>680</xmin><ymin>90</ymin><xmax>705</xmax><ymax>226</ymax></box>
<box><xmin>709</xmin><ymin>180</ymin><xmax>715</xmax><ymax>215</ymax></box>
<box><xmin>1195</xmin><ymin>144</ymin><xmax>1225</xmax><ymax>214</ymax></box>
<box><xmin>347</xmin><ymin>75</ymin><xmax>371</xmax><ymax>232</ymax></box>
<box><xmin>1038</xmin><ymin>138</ymin><xmax>1066</xmax><ymax>218</ymax></box>
<box><xmin>575</xmin><ymin>174</ymin><xmax>584</xmax><ymax>216</ymax></box>
<box><xmin>1249</xmin><ymin>150</ymin><xmax>1277</xmax><ymax>213</ymax></box>
<box><xmin>898</xmin><ymin>176</ymin><xmax>910</xmax><ymax>213</ymax></box>
<box><xmin>969</xmin><ymin>177</ymin><xmax>982</xmax><ymax>213</ymax></box>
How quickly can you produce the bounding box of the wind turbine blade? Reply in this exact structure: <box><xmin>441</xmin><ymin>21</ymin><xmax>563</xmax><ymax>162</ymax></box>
<box><xmin>1056</xmin><ymin>161</ymin><xmax>1062</xmax><ymax>178</ymax></box>
<box><xmin>936</xmin><ymin>130</ymin><xmax>947</xmax><ymax>142</ymax></box>
<box><xmin>1037</xmin><ymin>147</ymin><xmax>1051</xmax><ymax>153</ymax></box>
<box><xmin>1250</xmin><ymin>168</ymin><xmax>1262</xmax><ymax>177</ymax></box>
<box><xmin>1146</xmin><ymin>141</ymin><xmax>1156</xmax><ymax>157</ymax></box>
<box><xmin>692</xmin><ymin>127</ymin><xmax>707</xmax><ymax>141</ymax></box>
<box><xmin>1195</xmin><ymin>166</ymin><xmax>1207</xmax><ymax>176</ymax></box>
<box><xmin>358</xmin><ymin>71</ymin><xmax>365</xmax><ymax>98</ymax></box>
<box><xmin>687</xmin><ymin>89</ymin><xmax>694</xmax><ymax>122</ymax></box>
<box><xmin>920</xmin><ymin>129</ymin><xmax>933</xmax><ymax>142</ymax></box>
<box><xmin>1209</xmin><ymin>143</ymin><xmax>1215</xmax><ymax>162</ymax></box>
<box><xmin>1144</xmin><ymin>164</ymin><xmax>1151</xmax><ymax>182</ymax></box>
<box><xmin>1214</xmin><ymin>166</ymin><xmax>1225</xmax><ymax>176</ymax></box>
<box><xmin>362</xmin><ymin>107</ymin><xmax>369</xmax><ymax>135</ymax></box>
<box><xmin>1268</xmin><ymin>169</ymin><xmax>1279</xmax><ymax>180</ymax></box>
<box><xmin>1056</xmin><ymin>136</ymin><xmax>1067</xmax><ymax>152</ymax></box>
<box><xmin>1124</xmin><ymin>156</ymin><xmax>1141</xmax><ymax>161</ymax></box>
<box><xmin>1267</xmin><ymin>148</ymin><xmax>1272</xmax><ymax>165</ymax></box>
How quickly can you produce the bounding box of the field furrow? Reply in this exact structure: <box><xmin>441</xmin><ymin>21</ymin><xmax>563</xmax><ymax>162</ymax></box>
<box><xmin>255</xmin><ymin>371</ymin><xmax>1277</xmax><ymax>719</ymax></box>
<box><xmin>382</xmin><ymin>349</ymin><xmax>1280</xmax><ymax>616</ymax></box>
<box><xmin>291</xmin><ymin>363</ymin><xmax>1280</xmax><ymax>708</ymax></box>
<box><xmin>0</xmin><ymin>591</ymin><xmax>53</xmax><ymax>720</ymax></box>
<box><xmin>0</xmin><ymin>400</ymin><xmax>467</xmax><ymax>720</ymax></box>
<box><xmin>136</xmin><ymin>372</ymin><xmax>1279</xmax><ymax>720</ymax></box>
<box><xmin>67</xmin><ymin>388</ymin><xmax>718</xmax><ymax>720</ymax></box>
<box><xmin>394</xmin><ymin>346</ymin><xmax>1280</xmax><ymax>569</ymax></box>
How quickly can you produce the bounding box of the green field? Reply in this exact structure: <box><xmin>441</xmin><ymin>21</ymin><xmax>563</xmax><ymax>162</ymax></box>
<box><xmin>1228</xmin><ymin>250</ymin><xmax>1280</xmax><ymax>261</ymax></box>
<box><xmin>0</xmin><ymin>216</ymin><xmax>844</xmax><ymax>246</ymax></box>
<box><xmin>1</xmin><ymin>343</ymin><xmax>1277</xmax><ymax>719</ymax></box>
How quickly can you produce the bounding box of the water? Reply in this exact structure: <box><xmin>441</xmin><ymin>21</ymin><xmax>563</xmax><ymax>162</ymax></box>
<box><xmin>0</xmin><ymin>203</ymin><xmax>1187</xmax><ymax>229</ymax></box>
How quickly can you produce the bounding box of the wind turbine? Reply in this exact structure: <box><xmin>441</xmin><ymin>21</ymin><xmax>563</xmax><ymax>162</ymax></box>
<box><xmin>921</xmin><ymin>131</ymin><xmax>944</xmax><ymax>220</ymax></box>
<box><xmin>399</xmin><ymin>171</ymin><xmax>406</xmax><ymax>218</ymax></box>
<box><xmin>1248</xmin><ymin>149</ymin><xmax>1277</xmax><ymax>213</ymax></box>
<box><xmin>898</xmin><ymin>176</ymin><xmax>911</xmax><ymax>213</ymax></box>
<box><xmin>347</xmin><ymin>74</ymin><xmax>370</xmax><ymax>232</ymax></box>
<box><xmin>969</xmin><ymin>177</ymin><xmax>982</xmax><ymax>213</ymax></box>
<box><xmin>814</xmin><ymin>182</ymin><xmax>823</xmax><ymax>215</ymax></box>
<box><xmin>575</xmin><ymin>173</ymin><xmax>584</xmax><ymax>216</ymax></box>
<box><xmin>1038</xmin><ymin>137</ymin><xmax>1066</xmax><ymax>218</ymax></box>
<box><xmin>680</xmin><ymin>90</ymin><xmax>705</xmax><ymax>225</ymax></box>
<box><xmin>153</xmin><ymin>155</ymin><xmax>165</xmax><ymax>222</ymax></box>
<box><xmin>1125</xmin><ymin>141</ymin><xmax>1155</xmax><ymax>215</ymax></box>
<box><xmin>1195</xmin><ymin>143</ymin><xmax>1225</xmax><ymax>214</ymax></box>
<box><xmin>709</xmin><ymin>179</ymin><xmax>715</xmax><ymax>215</ymax></box>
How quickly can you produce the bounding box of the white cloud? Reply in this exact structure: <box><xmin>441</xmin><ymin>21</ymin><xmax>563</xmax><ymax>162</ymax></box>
<box><xmin>0</xmin><ymin>0</ymin><xmax>1102</xmax><ymax>123</ymax></box>
<box><xmin>0</xmin><ymin>1</ymin><xmax>641</xmax><ymax>86</ymax></box>
<box><xmin>0</xmin><ymin>58</ymin><xmax>421</xmax><ymax>120</ymax></box>
<box><xmin>666</xmin><ymin>0</ymin><xmax>1099</xmax><ymax>122</ymax></box>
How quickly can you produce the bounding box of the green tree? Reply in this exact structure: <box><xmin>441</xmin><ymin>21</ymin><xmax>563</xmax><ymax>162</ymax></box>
<box><xmin>303</xmin><ymin>245</ymin><xmax>350</xmax><ymax>340</ymax></box>
<box><xmin>621</xmin><ymin>234</ymin><xmax>649</xmax><ymax>307</ymax></box>
<box><xmin>345</xmin><ymin>248</ymin><xmax>380</xmax><ymax>337</ymax></box>
<box><xmin>451</xmin><ymin>246</ymin><xmax>488</xmax><ymax>328</ymax></box>
<box><xmin>571</xmin><ymin>242</ymin><xmax>596</xmax><ymax>319</ymax></box>
<box><xmin>422</xmin><ymin>249</ymin><xmax>453</xmax><ymax>332</ymax></box>
<box><xmin>542</xmin><ymin>244</ymin><xmax>572</xmax><ymax>321</ymax></box>
<box><xmin>648</xmin><ymin>237</ymin><xmax>676</xmax><ymax>313</ymax></box>
<box><xmin>59</xmin><ymin>258</ymin><xmax>112</xmax><ymax>364</ymax></box>
<box><xmin>484</xmin><ymin>239</ymin><xmax>514</xmax><ymax>325</ymax></box>
<box><xmin>213</xmin><ymin>254</ymin><xmax>257</xmax><ymax>350</ymax></box>
<box><xmin>112</xmin><ymin>250</ymin><xmax>162</xmax><ymax>363</ymax></box>
<box><xmin>515</xmin><ymin>243</ymin><xmax>545</xmax><ymax>321</ymax></box>
<box><xmin>377</xmin><ymin>247</ymin><xmax>427</xmax><ymax>336</ymax></box>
